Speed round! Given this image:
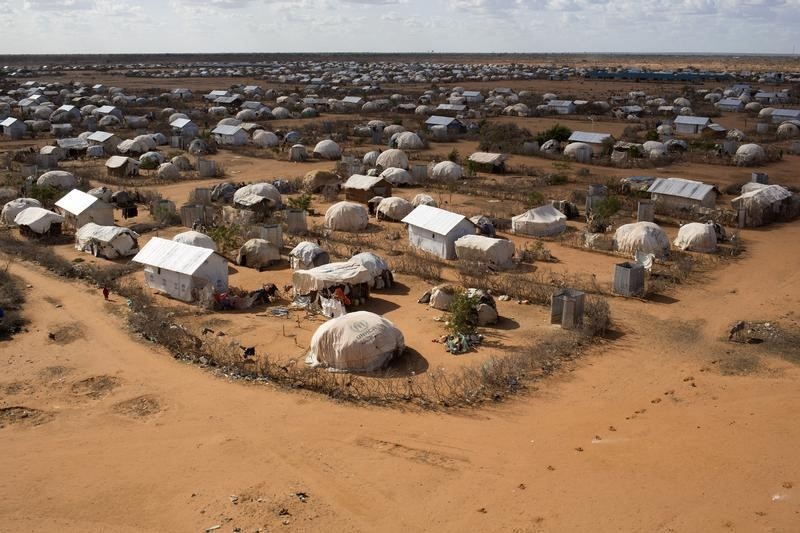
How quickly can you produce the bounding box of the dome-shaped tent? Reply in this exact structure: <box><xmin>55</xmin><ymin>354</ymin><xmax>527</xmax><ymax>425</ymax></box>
<box><xmin>734</xmin><ymin>143</ymin><xmax>766</xmax><ymax>165</ymax></box>
<box><xmin>777</xmin><ymin>122</ymin><xmax>799</xmax><ymax>139</ymax></box>
<box><xmin>758</xmin><ymin>107</ymin><xmax>774</xmax><ymax>119</ymax></box>
<box><xmin>2</xmin><ymin>198</ymin><xmax>42</xmax><ymax>225</ymax></box>
<box><xmin>613</xmin><ymin>222</ymin><xmax>670</xmax><ymax>259</ymax></box>
<box><xmin>87</xmin><ymin>186</ymin><xmax>113</xmax><ymax>203</ymax></box>
<box><xmin>305</xmin><ymin>311</ymin><xmax>404</xmax><ymax>372</ymax></box>
<box><xmin>188</xmin><ymin>139</ymin><xmax>210</xmax><ymax>155</ymax></box>
<box><xmin>313</xmin><ymin>139</ymin><xmax>342</xmax><ymax>160</ymax></box>
<box><xmin>349</xmin><ymin>252</ymin><xmax>392</xmax><ymax>288</ymax></box>
<box><xmin>36</xmin><ymin>170</ymin><xmax>76</xmax><ymax>189</ymax></box>
<box><xmin>233</xmin><ymin>182</ymin><xmax>282</xmax><ymax>209</ymax></box>
<box><xmin>324</xmin><ymin>201</ymin><xmax>369</xmax><ymax>232</ymax></box>
<box><xmin>253</xmin><ymin>130</ymin><xmax>279</xmax><ymax>147</ymax></box>
<box><xmin>391</xmin><ymin>131</ymin><xmax>424</xmax><ymax>150</ymax></box>
<box><xmin>412</xmin><ymin>193</ymin><xmax>437</xmax><ymax>207</ymax></box>
<box><xmin>379</xmin><ymin>167</ymin><xmax>416</xmax><ymax>186</ymax></box>
<box><xmin>289</xmin><ymin>144</ymin><xmax>308</xmax><ymax>162</ymax></box>
<box><xmin>673</xmin><ymin>223</ymin><xmax>717</xmax><ymax>253</ymax></box>
<box><xmin>236</xmin><ymin>238</ymin><xmax>280</xmax><ymax>270</ymax></box>
<box><xmin>157</xmin><ymin>162</ymin><xmax>181</xmax><ymax>180</ymax></box>
<box><xmin>430</xmin><ymin>160</ymin><xmax>462</xmax><ymax>182</ymax></box>
<box><xmin>563</xmin><ymin>142</ymin><xmax>592</xmax><ymax>162</ymax></box>
<box><xmin>376</xmin><ymin>196</ymin><xmax>414</xmax><ymax>222</ymax></box>
<box><xmin>289</xmin><ymin>241</ymin><xmax>330</xmax><ymax>270</ymax></box>
<box><xmin>303</xmin><ymin>170</ymin><xmax>340</xmax><ymax>193</ymax></box>
<box><xmin>376</xmin><ymin>149</ymin><xmax>408</xmax><ymax>170</ymax></box>
<box><xmin>172</xmin><ymin>230</ymin><xmax>217</xmax><ymax>251</ymax></box>
<box><xmin>512</xmin><ymin>205</ymin><xmax>567</xmax><ymax>237</ymax></box>
<box><xmin>363</xmin><ymin>150</ymin><xmax>380</xmax><ymax>167</ymax></box>
<box><xmin>171</xmin><ymin>155</ymin><xmax>192</xmax><ymax>171</ymax></box>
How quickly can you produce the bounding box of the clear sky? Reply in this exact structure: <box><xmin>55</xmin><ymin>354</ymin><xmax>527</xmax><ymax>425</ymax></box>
<box><xmin>1</xmin><ymin>0</ymin><xmax>798</xmax><ymax>55</ymax></box>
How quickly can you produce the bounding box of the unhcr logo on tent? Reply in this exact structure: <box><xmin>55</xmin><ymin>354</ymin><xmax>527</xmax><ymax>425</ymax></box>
<box><xmin>351</xmin><ymin>320</ymin><xmax>370</xmax><ymax>333</ymax></box>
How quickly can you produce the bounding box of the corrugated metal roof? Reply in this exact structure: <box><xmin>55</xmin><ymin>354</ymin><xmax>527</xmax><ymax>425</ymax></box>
<box><xmin>437</xmin><ymin>103</ymin><xmax>466</xmax><ymax>111</ymax></box>
<box><xmin>212</xmin><ymin>125</ymin><xmax>244</xmax><ymax>136</ymax></box>
<box><xmin>343</xmin><ymin>174</ymin><xmax>387</xmax><ymax>191</ymax></box>
<box><xmin>718</xmin><ymin>98</ymin><xmax>743</xmax><ymax>106</ymax></box>
<box><xmin>569</xmin><ymin>131</ymin><xmax>613</xmax><ymax>144</ymax></box>
<box><xmin>1</xmin><ymin>117</ymin><xmax>20</xmax><ymax>127</ymax></box>
<box><xmin>401</xmin><ymin>205</ymin><xmax>470</xmax><ymax>235</ymax></box>
<box><xmin>548</xmin><ymin>100</ymin><xmax>574</xmax><ymax>107</ymax></box>
<box><xmin>87</xmin><ymin>131</ymin><xmax>116</xmax><ymax>142</ymax></box>
<box><xmin>647</xmin><ymin>177</ymin><xmax>716</xmax><ymax>201</ymax></box>
<box><xmin>170</xmin><ymin>118</ymin><xmax>193</xmax><ymax>128</ymax></box>
<box><xmin>674</xmin><ymin>115</ymin><xmax>710</xmax><ymax>126</ymax></box>
<box><xmin>425</xmin><ymin>115</ymin><xmax>457</xmax><ymax>126</ymax></box>
<box><xmin>54</xmin><ymin>189</ymin><xmax>103</xmax><ymax>215</ymax></box>
<box><xmin>773</xmin><ymin>109</ymin><xmax>800</xmax><ymax>118</ymax></box>
<box><xmin>132</xmin><ymin>237</ymin><xmax>219</xmax><ymax>275</ymax></box>
<box><xmin>96</xmin><ymin>105</ymin><xmax>117</xmax><ymax>114</ymax></box>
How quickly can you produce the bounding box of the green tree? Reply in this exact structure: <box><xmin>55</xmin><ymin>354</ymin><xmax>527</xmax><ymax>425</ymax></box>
<box><xmin>447</xmin><ymin>291</ymin><xmax>480</xmax><ymax>335</ymax></box>
<box><xmin>534</xmin><ymin>123</ymin><xmax>572</xmax><ymax>144</ymax></box>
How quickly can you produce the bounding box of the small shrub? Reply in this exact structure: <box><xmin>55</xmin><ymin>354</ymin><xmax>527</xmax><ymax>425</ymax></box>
<box><xmin>447</xmin><ymin>148</ymin><xmax>460</xmax><ymax>163</ymax></box>
<box><xmin>534</xmin><ymin>123</ymin><xmax>572</xmax><ymax>145</ymax></box>
<box><xmin>582</xmin><ymin>295</ymin><xmax>611</xmax><ymax>336</ymax></box>
<box><xmin>593</xmin><ymin>196</ymin><xmax>622</xmax><ymax>219</ymax></box>
<box><xmin>287</xmin><ymin>193</ymin><xmax>312</xmax><ymax>212</ymax></box>
<box><xmin>207</xmin><ymin>223</ymin><xmax>242</xmax><ymax>254</ymax></box>
<box><xmin>447</xmin><ymin>291</ymin><xmax>480</xmax><ymax>335</ymax></box>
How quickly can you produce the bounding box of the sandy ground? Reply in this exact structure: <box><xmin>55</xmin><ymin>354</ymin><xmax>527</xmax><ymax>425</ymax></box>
<box><xmin>2</xmin><ymin>210</ymin><xmax>800</xmax><ymax>533</ymax></box>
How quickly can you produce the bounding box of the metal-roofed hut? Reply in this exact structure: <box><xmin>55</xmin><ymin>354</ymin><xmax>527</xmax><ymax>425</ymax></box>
<box><xmin>647</xmin><ymin>177</ymin><xmax>718</xmax><ymax>211</ymax></box>
<box><xmin>468</xmin><ymin>152</ymin><xmax>507</xmax><ymax>174</ymax></box>
<box><xmin>54</xmin><ymin>189</ymin><xmax>115</xmax><ymax>230</ymax></box>
<box><xmin>401</xmin><ymin>205</ymin><xmax>475</xmax><ymax>260</ymax></box>
<box><xmin>343</xmin><ymin>174</ymin><xmax>392</xmax><ymax>203</ymax></box>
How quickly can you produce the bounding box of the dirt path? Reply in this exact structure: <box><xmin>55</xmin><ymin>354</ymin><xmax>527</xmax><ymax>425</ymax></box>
<box><xmin>1</xmin><ymin>220</ymin><xmax>799</xmax><ymax>532</ymax></box>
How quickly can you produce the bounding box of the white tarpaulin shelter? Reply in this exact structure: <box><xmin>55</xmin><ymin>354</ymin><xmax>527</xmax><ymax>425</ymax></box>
<box><xmin>324</xmin><ymin>201</ymin><xmax>369</xmax><ymax>232</ymax></box>
<box><xmin>14</xmin><ymin>207</ymin><xmax>64</xmax><ymax>234</ymax></box>
<box><xmin>289</xmin><ymin>241</ymin><xmax>330</xmax><ymax>270</ymax></box>
<box><xmin>313</xmin><ymin>139</ymin><xmax>342</xmax><ymax>160</ymax></box>
<box><xmin>401</xmin><ymin>205</ymin><xmax>475</xmax><ymax>259</ymax></box>
<box><xmin>233</xmin><ymin>182</ymin><xmax>282</xmax><ymax>209</ymax></box>
<box><xmin>412</xmin><ymin>193</ymin><xmax>437</xmax><ymax>207</ymax></box>
<box><xmin>614</xmin><ymin>221</ymin><xmax>670</xmax><ymax>259</ymax></box>
<box><xmin>349</xmin><ymin>252</ymin><xmax>392</xmax><ymax>288</ymax></box>
<box><xmin>54</xmin><ymin>189</ymin><xmax>114</xmax><ymax>229</ymax></box>
<box><xmin>2</xmin><ymin>198</ymin><xmax>41</xmax><ymax>225</ymax></box>
<box><xmin>293</xmin><ymin>262</ymin><xmax>372</xmax><ymax>295</ymax></box>
<box><xmin>36</xmin><ymin>170</ymin><xmax>76</xmax><ymax>189</ymax></box>
<box><xmin>430</xmin><ymin>160</ymin><xmax>462</xmax><ymax>182</ymax></box>
<box><xmin>512</xmin><ymin>205</ymin><xmax>567</xmax><ymax>236</ymax></box>
<box><xmin>132</xmin><ymin>237</ymin><xmax>228</xmax><ymax>302</ymax></box>
<box><xmin>673</xmin><ymin>222</ymin><xmax>717</xmax><ymax>253</ymax></box>
<box><xmin>732</xmin><ymin>183</ymin><xmax>794</xmax><ymax>227</ymax></box>
<box><xmin>305</xmin><ymin>311</ymin><xmax>405</xmax><ymax>372</ymax></box>
<box><xmin>172</xmin><ymin>230</ymin><xmax>217</xmax><ymax>251</ymax></box>
<box><xmin>376</xmin><ymin>149</ymin><xmax>408</xmax><ymax>170</ymax></box>
<box><xmin>75</xmin><ymin>223</ymin><xmax>139</xmax><ymax>259</ymax></box>
<box><xmin>236</xmin><ymin>238</ymin><xmax>280</xmax><ymax>270</ymax></box>
<box><xmin>379</xmin><ymin>167</ymin><xmax>416</xmax><ymax>185</ymax></box>
<box><xmin>376</xmin><ymin>196</ymin><xmax>413</xmax><ymax>221</ymax></box>
<box><xmin>454</xmin><ymin>234</ymin><xmax>515</xmax><ymax>269</ymax></box>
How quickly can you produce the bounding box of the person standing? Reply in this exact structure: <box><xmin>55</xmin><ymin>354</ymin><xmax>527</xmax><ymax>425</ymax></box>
<box><xmin>102</xmin><ymin>286</ymin><xmax>110</xmax><ymax>300</ymax></box>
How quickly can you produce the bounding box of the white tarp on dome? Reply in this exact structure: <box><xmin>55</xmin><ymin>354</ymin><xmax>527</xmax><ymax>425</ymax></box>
<box><xmin>313</xmin><ymin>139</ymin><xmax>342</xmax><ymax>160</ymax></box>
<box><xmin>172</xmin><ymin>230</ymin><xmax>217</xmax><ymax>251</ymax></box>
<box><xmin>512</xmin><ymin>205</ymin><xmax>567</xmax><ymax>236</ymax></box>
<box><xmin>14</xmin><ymin>207</ymin><xmax>64</xmax><ymax>233</ymax></box>
<box><xmin>324</xmin><ymin>201</ymin><xmax>369</xmax><ymax>232</ymax></box>
<box><xmin>412</xmin><ymin>193</ymin><xmax>437</xmax><ymax>207</ymax></box>
<box><xmin>614</xmin><ymin>221</ymin><xmax>670</xmax><ymax>258</ymax></box>
<box><xmin>2</xmin><ymin>198</ymin><xmax>41</xmax><ymax>225</ymax></box>
<box><xmin>376</xmin><ymin>149</ymin><xmax>408</xmax><ymax>170</ymax></box>
<box><xmin>430</xmin><ymin>160</ymin><xmax>462</xmax><ymax>182</ymax></box>
<box><xmin>289</xmin><ymin>241</ymin><xmax>329</xmax><ymax>270</ymax></box>
<box><xmin>379</xmin><ymin>167</ymin><xmax>416</xmax><ymax>185</ymax></box>
<box><xmin>233</xmin><ymin>182</ymin><xmax>282</xmax><ymax>208</ymax></box>
<box><xmin>75</xmin><ymin>222</ymin><xmax>139</xmax><ymax>258</ymax></box>
<box><xmin>673</xmin><ymin>222</ymin><xmax>717</xmax><ymax>253</ymax></box>
<box><xmin>36</xmin><ymin>170</ymin><xmax>76</xmax><ymax>189</ymax></box>
<box><xmin>454</xmin><ymin>234</ymin><xmax>515</xmax><ymax>269</ymax></box>
<box><xmin>376</xmin><ymin>196</ymin><xmax>414</xmax><ymax>221</ymax></box>
<box><xmin>305</xmin><ymin>311</ymin><xmax>405</xmax><ymax>372</ymax></box>
<box><xmin>293</xmin><ymin>262</ymin><xmax>372</xmax><ymax>295</ymax></box>
<box><xmin>236</xmin><ymin>238</ymin><xmax>280</xmax><ymax>269</ymax></box>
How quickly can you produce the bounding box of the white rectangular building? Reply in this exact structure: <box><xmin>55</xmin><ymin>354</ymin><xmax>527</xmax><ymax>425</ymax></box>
<box><xmin>132</xmin><ymin>237</ymin><xmax>228</xmax><ymax>302</ymax></box>
<box><xmin>54</xmin><ymin>189</ymin><xmax>115</xmax><ymax>230</ymax></box>
<box><xmin>401</xmin><ymin>205</ymin><xmax>475</xmax><ymax>260</ymax></box>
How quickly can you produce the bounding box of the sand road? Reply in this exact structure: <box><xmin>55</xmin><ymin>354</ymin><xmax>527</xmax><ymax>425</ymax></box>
<box><xmin>1</xmin><ymin>223</ymin><xmax>799</xmax><ymax>532</ymax></box>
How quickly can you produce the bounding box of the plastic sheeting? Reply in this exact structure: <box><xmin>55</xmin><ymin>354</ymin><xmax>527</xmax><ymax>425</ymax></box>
<box><xmin>454</xmin><ymin>234</ymin><xmax>515</xmax><ymax>269</ymax></box>
<box><xmin>376</xmin><ymin>197</ymin><xmax>413</xmax><ymax>221</ymax></box>
<box><xmin>172</xmin><ymin>230</ymin><xmax>217</xmax><ymax>251</ymax></box>
<box><xmin>614</xmin><ymin>222</ymin><xmax>670</xmax><ymax>259</ymax></box>
<box><xmin>324</xmin><ymin>201</ymin><xmax>369</xmax><ymax>232</ymax></box>
<box><xmin>512</xmin><ymin>205</ymin><xmax>567</xmax><ymax>236</ymax></box>
<box><xmin>236</xmin><ymin>238</ymin><xmax>280</xmax><ymax>269</ymax></box>
<box><xmin>673</xmin><ymin>223</ymin><xmax>717</xmax><ymax>253</ymax></box>
<box><xmin>14</xmin><ymin>207</ymin><xmax>64</xmax><ymax>233</ymax></box>
<box><xmin>290</xmin><ymin>241</ymin><xmax>329</xmax><ymax>270</ymax></box>
<box><xmin>2</xmin><ymin>198</ymin><xmax>41</xmax><ymax>225</ymax></box>
<box><xmin>293</xmin><ymin>262</ymin><xmax>372</xmax><ymax>295</ymax></box>
<box><xmin>305</xmin><ymin>311</ymin><xmax>404</xmax><ymax>372</ymax></box>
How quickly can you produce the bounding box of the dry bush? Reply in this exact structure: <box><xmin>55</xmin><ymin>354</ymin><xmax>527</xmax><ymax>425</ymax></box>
<box><xmin>0</xmin><ymin>263</ymin><xmax>26</xmax><ymax>338</ymax></box>
<box><xmin>582</xmin><ymin>295</ymin><xmax>611</xmax><ymax>337</ymax></box>
<box><xmin>388</xmin><ymin>251</ymin><xmax>443</xmax><ymax>282</ymax></box>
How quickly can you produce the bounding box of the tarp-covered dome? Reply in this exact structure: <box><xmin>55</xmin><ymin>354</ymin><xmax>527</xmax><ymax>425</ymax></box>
<box><xmin>376</xmin><ymin>196</ymin><xmax>414</xmax><ymax>221</ymax></box>
<box><xmin>376</xmin><ymin>149</ymin><xmax>408</xmax><ymax>170</ymax></box>
<box><xmin>236</xmin><ymin>238</ymin><xmax>280</xmax><ymax>269</ymax></box>
<box><xmin>303</xmin><ymin>170</ymin><xmax>340</xmax><ymax>192</ymax></box>
<box><xmin>349</xmin><ymin>252</ymin><xmax>390</xmax><ymax>282</ymax></box>
<box><xmin>172</xmin><ymin>230</ymin><xmax>217</xmax><ymax>251</ymax></box>
<box><xmin>289</xmin><ymin>241</ymin><xmax>329</xmax><ymax>270</ymax></box>
<box><xmin>430</xmin><ymin>160</ymin><xmax>462</xmax><ymax>182</ymax></box>
<box><xmin>2</xmin><ymin>198</ymin><xmax>42</xmax><ymax>225</ymax></box>
<box><xmin>324</xmin><ymin>201</ymin><xmax>369</xmax><ymax>232</ymax></box>
<box><xmin>87</xmin><ymin>186</ymin><xmax>113</xmax><ymax>203</ymax></box>
<box><xmin>380</xmin><ymin>167</ymin><xmax>416</xmax><ymax>186</ymax></box>
<box><xmin>233</xmin><ymin>182</ymin><xmax>282</xmax><ymax>208</ymax></box>
<box><xmin>563</xmin><ymin>142</ymin><xmax>592</xmax><ymax>162</ymax></box>
<box><xmin>305</xmin><ymin>311</ymin><xmax>405</xmax><ymax>372</ymax></box>
<box><xmin>188</xmin><ymin>138</ymin><xmax>210</xmax><ymax>155</ymax></box>
<box><xmin>512</xmin><ymin>205</ymin><xmax>566</xmax><ymax>236</ymax></box>
<box><xmin>412</xmin><ymin>193</ymin><xmax>437</xmax><ymax>207</ymax></box>
<box><xmin>36</xmin><ymin>170</ymin><xmax>76</xmax><ymax>189</ymax></box>
<box><xmin>734</xmin><ymin>143</ymin><xmax>766</xmax><ymax>165</ymax></box>
<box><xmin>391</xmin><ymin>131</ymin><xmax>424</xmax><ymax>150</ymax></box>
<box><xmin>171</xmin><ymin>155</ymin><xmax>192</xmax><ymax>171</ymax></box>
<box><xmin>777</xmin><ymin>122</ymin><xmax>799</xmax><ymax>139</ymax></box>
<box><xmin>673</xmin><ymin>223</ymin><xmax>717</xmax><ymax>253</ymax></box>
<box><xmin>614</xmin><ymin>222</ymin><xmax>670</xmax><ymax>259</ymax></box>
<box><xmin>363</xmin><ymin>150</ymin><xmax>380</xmax><ymax>167</ymax></box>
<box><xmin>14</xmin><ymin>207</ymin><xmax>64</xmax><ymax>234</ymax></box>
<box><xmin>157</xmin><ymin>162</ymin><xmax>181</xmax><ymax>180</ymax></box>
<box><xmin>253</xmin><ymin>130</ymin><xmax>279</xmax><ymax>147</ymax></box>
<box><xmin>313</xmin><ymin>139</ymin><xmax>342</xmax><ymax>160</ymax></box>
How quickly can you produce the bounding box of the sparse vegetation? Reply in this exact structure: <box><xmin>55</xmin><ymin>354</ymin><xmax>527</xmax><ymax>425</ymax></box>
<box><xmin>0</xmin><ymin>263</ymin><xmax>26</xmax><ymax>338</ymax></box>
